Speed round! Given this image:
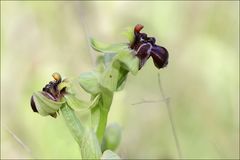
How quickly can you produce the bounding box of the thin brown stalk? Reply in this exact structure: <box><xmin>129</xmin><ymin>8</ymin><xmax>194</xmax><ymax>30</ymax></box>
<box><xmin>157</xmin><ymin>73</ymin><xmax>182</xmax><ymax>159</ymax></box>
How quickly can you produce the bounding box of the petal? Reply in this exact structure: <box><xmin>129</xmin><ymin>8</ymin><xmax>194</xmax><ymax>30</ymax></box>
<box><xmin>134</xmin><ymin>43</ymin><xmax>152</xmax><ymax>69</ymax></box>
<box><xmin>150</xmin><ymin>46</ymin><xmax>169</xmax><ymax>69</ymax></box>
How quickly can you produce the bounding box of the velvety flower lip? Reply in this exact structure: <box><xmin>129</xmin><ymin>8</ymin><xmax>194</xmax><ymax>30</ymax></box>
<box><xmin>131</xmin><ymin>24</ymin><xmax>169</xmax><ymax>69</ymax></box>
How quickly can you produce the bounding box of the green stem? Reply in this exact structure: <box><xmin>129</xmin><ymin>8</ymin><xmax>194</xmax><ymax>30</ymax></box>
<box><xmin>97</xmin><ymin>67</ymin><xmax>128</xmax><ymax>149</ymax></box>
<box><xmin>95</xmin><ymin>67</ymin><xmax>128</xmax><ymax>144</ymax></box>
<box><xmin>94</xmin><ymin>91</ymin><xmax>113</xmax><ymax>144</ymax></box>
<box><xmin>96</xmin><ymin>108</ymin><xmax>109</xmax><ymax>143</ymax></box>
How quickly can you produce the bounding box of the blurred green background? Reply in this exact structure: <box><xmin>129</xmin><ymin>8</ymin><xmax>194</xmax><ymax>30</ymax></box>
<box><xmin>1</xmin><ymin>1</ymin><xmax>239</xmax><ymax>159</ymax></box>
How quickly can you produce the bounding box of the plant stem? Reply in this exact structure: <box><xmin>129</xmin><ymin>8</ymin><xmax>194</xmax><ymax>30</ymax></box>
<box><xmin>95</xmin><ymin>66</ymin><xmax>128</xmax><ymax>144</ymax></box>
<box><xmin>94</xmin><ymin>90</ymin><xmax>113</xmax><ymax>144</ymax></box>
<box><xmin>96</xmin><ymin>108</ymin><xmax>109</xmax><ymax>143</ymax></box>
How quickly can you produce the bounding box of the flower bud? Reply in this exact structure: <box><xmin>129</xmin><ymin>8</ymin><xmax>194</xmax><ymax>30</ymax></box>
<box><xmin>101</xmin><ymin>124</ymin><xmax>121</xmax><ymax>152</ymax></box>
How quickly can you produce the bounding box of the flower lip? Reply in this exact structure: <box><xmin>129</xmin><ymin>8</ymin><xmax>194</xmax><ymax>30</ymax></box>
<box><xmin>42</xmin><ymin>91</ymin><xmax>58</xmax><ymax>101</ymax></box>
<box><xmin>41</xmin><ymin>72</ymin><xmax>63</xmax><ymax>101</ymax></box>
<box><xmin>151</xmin><ymin>46</ymin><xmax>169</xmax><ymax>69</ymax></box>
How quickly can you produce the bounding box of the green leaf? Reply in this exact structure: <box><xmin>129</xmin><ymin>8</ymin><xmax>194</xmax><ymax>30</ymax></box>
<box><xmin>60</xmin><ymin>103</ymin><xmax>84</xmax><ymax>144</ymax></box>
<box><xmin>78</xmin><ymin>71</ymin><xmax>100</xmax><ymax>95</ymax></box>
<box><xmin>101</xmin><ymin>124</ymin><xmax>121</xmax><ymax>152</ymax></box>
<box><xmin>101</xmin><ymin>150</ymin><xmax>120</xmax><ymax>159</ymax></box>
<box><xmin>90</xmin><ymin>38</ymin><xmax>127</xmax><ymax>54</ymax></box>
<box><xmin>81</xmin><ymin>129</ymin><xmax>102</xmax><ymax>159</ymax></box>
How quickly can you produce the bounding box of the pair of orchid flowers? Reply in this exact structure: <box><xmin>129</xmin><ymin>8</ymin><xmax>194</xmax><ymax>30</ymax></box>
<box><xmin>31</xmin><ymin>24</ymin><xmax>169</xmax><ymax>116</ymax></box>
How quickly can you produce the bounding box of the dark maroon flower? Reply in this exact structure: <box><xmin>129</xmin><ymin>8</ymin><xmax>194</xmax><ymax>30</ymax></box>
<box><xmin>30</xmin><ymin>73</ymin><xmax>64</xmax><ymax>118</ymax></box>
<box><xmin>131</xmin><ymin>24</ymin><xmax>169</xmax><ymax>69</ymax></box>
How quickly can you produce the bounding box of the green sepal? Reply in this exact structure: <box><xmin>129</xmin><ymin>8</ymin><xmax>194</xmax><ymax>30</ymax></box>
<box><xmin>96</xmin><ymin>56</ymin><xmax>106</xmax><ymax>73</ymax></box>
<box><xmin>116</xmin><ymin>67</ymin><xmax>128</xmax><ymax>91</ymax></box>
<box><xmin>64</xmin><ymin>94</ymin><xmax>89</xmax><ymax>110</ymax></box>
<box><xmin>115</xmin><ymin>49</ymin><xmax>139</xmax><ymax>75</ymax></box>
<box><xmin>90</xmin><ymin>38</ymin><xmax>128</xmax><ymax>54</ymax></box>
<box><xmin>64</xmin><ymin>78</ymin><xmax>91</xmax><ymax>102</ymax></box>
<box><xmin>32</xmin><ymin>91</ymin><xmax>65</xmax><ymax>116</ymax></box>
<box><xmin>78</xmin><ymin>72</ymin><xmax>100</xmax><ymax>95</ymax></box>
<box><xmin>100</xmin><ymin>61</ymin><xmax>120</xmax><ymax>92</ymax></box>
<box><xmin>89</xmin><ymin>94</ymin><xmax>101</xmax><ymax>109</ymax></box>
<box><xmin>64</xmin><ymin>93</ymin><xmax>101</xmax><ymax>111</ymax></box>
<box><xmin>121</xmin><ymin>26</ymin><xmax>134</xmax><ymax>45</ymax></box>
<box><xmin>57</xmin><ymin>81</ymin><xmax>70</xmax><ymax>92</ymax></box>
<box><xmin>103</xmin><ymin>53</ymin><xmax>117</xmax><ymax>65</ymax></box>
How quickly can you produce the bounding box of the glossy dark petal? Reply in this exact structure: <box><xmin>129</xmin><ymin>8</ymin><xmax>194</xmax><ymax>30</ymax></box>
<box><xmin>42</xmin><ymin>91</ymin><xmax>58</xmax><ymax>101</ymax></box>
<box><xmin>141</xmin><ymin>33</ymin><xmax>148</xmax><ymax>39</ymax></box>
<box><xmin>151</xmin><ymin>46</ymin><xmax>169</xmax><ymax>69</ymax></box>
<box><xmin>147</xmin><ymin>37</ymin><xmax>156</xmax><ymax>44</ymax></box>
<box><xmin>30</xmin><ymin>96</ymin><xmax>38</xmax><ymax>112</ymax></box>
<box><xmin>42</xmin><ymin>81</ymin><xmax>60</xmax><ymax>100</ymax></box>
<box><xmin>135</xmin><ymin>43</ymin><xmax>152</xmax><ymax>69</ymax></box>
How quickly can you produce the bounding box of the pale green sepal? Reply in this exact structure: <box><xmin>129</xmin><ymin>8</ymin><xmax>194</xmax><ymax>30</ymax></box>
<box><xmin>90</xmin><ymin>38</ymin><xmax>127</xmax><ymax>54</ymax></box>
<box><xmin>78</xmin><ymin>72</ymin><xmax>100</xmax><ymax>95</ymax></box>
<box><xmin>100</xmin><ymin>61</ymin><xmax>120</xmax><ymax>92</ymax></box>
<box><xmin>121</xmin><ymin>26</ymin><xmax>134</xmax><ymax>44</ymax></box>
<box><xmin>115</xmin><ymin>50</ymin><xmax>139</xmax><ymax>75</ymax></box>
<box><xmin>64</xmin><ymin>94</ymin><xmax>89</xmax><ymax>110</ymax></box>
<box><xmin>32</xmin><ymin>91</ymin><xmax>64</xmax><ymax>116</ymax></box>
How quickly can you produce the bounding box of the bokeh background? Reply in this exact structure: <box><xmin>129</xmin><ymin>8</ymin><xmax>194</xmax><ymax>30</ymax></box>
<box><xmin>1</xmin><ymin>1</ymin><xmax>239</xmax><ymax>159</ymax></box>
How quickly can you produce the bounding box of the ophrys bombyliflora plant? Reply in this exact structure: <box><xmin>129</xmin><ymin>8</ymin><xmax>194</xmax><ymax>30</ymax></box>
<box><xmin>30</xmin><ymin>24</ymin><xmax>169</xmax><ymax>159</ymax></box>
